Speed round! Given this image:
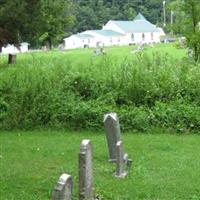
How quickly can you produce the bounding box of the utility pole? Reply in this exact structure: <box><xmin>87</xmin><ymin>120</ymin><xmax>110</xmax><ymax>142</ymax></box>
<box><xmin>163</xmin><ymin>1</ymin><xmax>166</xmax><ymax>27</ymax></box>
<box><xmin>171</xmin><ymin>10</ymin><xmax>174</xmax><ymax>25</ymax></box>
<box><xmin>170</xmin><ymin>10</ymin><xmax>174</xmax><ymax>35</ymax></box>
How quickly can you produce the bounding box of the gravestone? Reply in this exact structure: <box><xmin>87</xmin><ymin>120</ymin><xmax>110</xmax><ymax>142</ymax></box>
<box><xmin>79</xmin><ymin>139</ymin><xmax>94</xmax><ymax>200</ymax></box>
<box><xmin>52</xmin><ymin>173</ymin><xmax>73</xmax><ymax>200</ymax></box>
<box><xmin>104</xmin><ymin>113</ymin><xmax>121</xmax><ymax>162</ymax></box>
<box><xmin>8</xmin><ymin>54</ymin><xmax>16</xmax><ymax>64</ymax></box>
<box><xmin>115</xmin><ymin>141</ymin><xmax>128</xmax><ymax>178</ymax></box>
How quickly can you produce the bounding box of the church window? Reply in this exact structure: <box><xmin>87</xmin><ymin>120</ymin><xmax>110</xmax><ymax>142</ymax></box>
<box><xmin>151</xmin><ymin>33</ymin><xmax>154</xmax><ymax>40</ymax></box>
<box><xmin>142</xmin><ymin>33</ymin><xmax>145</xmax><ymax>41</ymax></box>
<box><xmin>131</xmin><ymin>34</ymin><xmax>134</xmax><ymax>41</ymax></box>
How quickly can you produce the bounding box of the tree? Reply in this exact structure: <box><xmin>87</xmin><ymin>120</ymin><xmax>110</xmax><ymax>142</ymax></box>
<box><xmin>0</xmin><ymin>0</ymin><xmax>75</xmax><ymax>50</ymax></box>
<box><xmin>0</xmin><ymin>0</ymin><xmax>27</xmax><ymax>51</ymax></box>
<box><xmin>39</xmin><ymin>0</ymin><xmax>75</xmax><ymax>49</ymax></box>
<box><xmin>182</xmin><ymin>0</ymin><xmax>200</xmax><ymax>61</ymax></box>
<box><xmin>171</xmin><ymin>0</ymin><xmax>200</xmax><ymax>61</ymax></box>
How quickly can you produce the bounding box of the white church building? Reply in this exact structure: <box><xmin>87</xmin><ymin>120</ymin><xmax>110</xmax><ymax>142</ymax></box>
<box><xmin>63</xmin><ymin>13</ymin><xmax>165</xmax><ymax>50</ymax></box>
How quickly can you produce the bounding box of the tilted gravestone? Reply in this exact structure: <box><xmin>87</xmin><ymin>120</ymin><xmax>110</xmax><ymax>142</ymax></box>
<box><xmin>79</xmin><ymin>139</ymin><xmax>94</xmax><ymax>200</ymax></box>
<box><xmin>103</xmin><ymin>113</ymin><xmax>121</xmax><ymax>162</ymax></box>
<box><xmin>52</xmin><ymin>173</ymin><xmax>73</xmax><ymax>200</ymax></box>
<box><xmin>115</xmin><ymin>141</ymin><xmax>128</xmax><ymax>178</ymax></box>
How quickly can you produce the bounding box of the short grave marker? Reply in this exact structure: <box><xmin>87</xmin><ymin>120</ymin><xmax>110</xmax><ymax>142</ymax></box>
<box><xmin>115</xmin><ymin>141</ymin><xmax>128</xmax><ymax>178</ymax></box>
<box><xmin>52</xmin><ymin>173</ymin><xmax>73</xmax><ymax>200</ymax></box>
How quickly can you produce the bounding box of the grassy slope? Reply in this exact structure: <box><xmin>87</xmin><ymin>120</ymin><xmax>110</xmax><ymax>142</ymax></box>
<box><xmin>0</xmin><ymin>131</ymin><xmax>200</xmax><ymax>200</ymax></box>
<box><xmin>0</xmin><ymin>44</ymin><xmax>187</xmax><ymax>70</ymax></box>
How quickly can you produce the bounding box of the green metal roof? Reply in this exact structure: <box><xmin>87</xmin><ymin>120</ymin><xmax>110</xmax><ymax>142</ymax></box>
<box><xmin>75</xmin><ymin>33</ymin><xmax>94</xmax><ymax>39</ymax></box>
<box><xmin>110</xmin><ymin>13</ymin><xmax>159</xmax><ymax>33</ymax></box>
<box><xmin>91</xmin><ymin>30</ymin><xmax>124</xmax><ymax>37</ymax></box>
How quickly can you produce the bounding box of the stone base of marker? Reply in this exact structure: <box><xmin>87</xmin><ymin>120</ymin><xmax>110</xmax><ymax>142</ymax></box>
<box><xmin>8</xmin><ymin>54</ymin><xmax>16</xmax><ymax>64</ymax></box>
<box><xmin>115</xmin><ymin>171</ymin><xmax>128</xmax><ymax>178</ymax></box>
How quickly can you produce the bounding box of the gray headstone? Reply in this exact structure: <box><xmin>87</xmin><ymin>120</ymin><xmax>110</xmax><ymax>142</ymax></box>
<box><xmin>104</xmin><ymin>113</ymin><xmax>121</xmax><ymax>162</ymax></box>
<box><xmin>52</xmin><ymin>174</ymin><xmax>73</xmax><ymax>200</ymax></box>
<box><xmin>79</xmin><ymin>139</ymin><xmax>94</xmax><ymax>200</ymax></box>
<box><xmin>115</xmin><ymin>141</ymin><xmax>127</xmax><ymax>178</ymax></box>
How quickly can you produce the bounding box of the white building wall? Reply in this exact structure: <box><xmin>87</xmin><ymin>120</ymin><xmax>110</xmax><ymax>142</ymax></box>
<box><xmin>64</xmin><ymin>35</ymin><xmax>98</xmax><ymax>49</ymax></box>
<box><xmin>64</xmin><ymin>36</ymin><xmax>82</xmax><ymax>49</ymax></box>
<box><xmin>20</xmin><ymin>43</ymin><xmax>29</xmax><ymax>53</ymax></box>
<box><xmin>1</xmin><ymin>44</ymin><xmax>20</xmax><ymax>54</ymax></box>
<box><xmin>1</xmin><ymin>43</ymin><xmax>29</xmax><ymax>54</ymax></box>
<box><xmin>63</xmin><ymin>20</ymin><xmax>165</xmax><ymax>50</ymax></box>
<box><xmin>83</xmin><ymin>30</ymin><xmax>127</xmax><ymax>47</ymax></box>
<box><xmin>125</xmin><ymin>32</ymin><xmax>161</xmax><ymax>44</ymax></box>
<box><xmin>82</xmin><ymin>31</ymin><xmax>111</xmax><ymax>47</ymax></box>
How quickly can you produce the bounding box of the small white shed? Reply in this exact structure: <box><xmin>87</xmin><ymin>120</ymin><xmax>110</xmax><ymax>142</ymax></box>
<box><xmin>1</xmin><ymin>42</ymin><xmax>29</xmax><ymax>54</ymax></box>
<box><xmin>2</xmin><ymin>44</ymin><xmax>20</xmax><ymax>54</ymax></box>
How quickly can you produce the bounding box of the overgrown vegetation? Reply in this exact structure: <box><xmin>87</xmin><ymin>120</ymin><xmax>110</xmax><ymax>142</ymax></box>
<box><xmin>0</xmin><ymin>45</ymin><xmax>199</xmax><ymax>132</ymax></box>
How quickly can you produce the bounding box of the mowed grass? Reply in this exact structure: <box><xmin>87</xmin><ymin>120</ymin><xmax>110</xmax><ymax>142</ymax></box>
<box><xmin>1</xmin><ymin>131</ymin><xmax>200</xmax><ymax>200</ymax></box>
<box><xmin>0</xmin><ymin>43</ymin><xmax>187</xmax><ymax>70</ymax></box>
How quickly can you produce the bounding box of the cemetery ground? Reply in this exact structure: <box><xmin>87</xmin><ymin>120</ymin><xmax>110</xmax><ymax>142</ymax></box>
<box><xmin>1</xmin><ymin>130</ymin><xmax>200</xmax><ymax>200</ymax></box>
<box><xmin>1</xmin><ymin>44</ymin><xmax>200</xmax><ymax>199</ymax></box>
<box><xmin>0</xmin><ymin>43</ymin><xmax>186</xmax><ymax>70</ymax></box>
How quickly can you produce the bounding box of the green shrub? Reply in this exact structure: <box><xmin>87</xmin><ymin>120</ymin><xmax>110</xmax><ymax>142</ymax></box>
<box><xmin>0</xmin><ymin>52</ymin><xmax>200</xmax><ymax>133</ymax></box>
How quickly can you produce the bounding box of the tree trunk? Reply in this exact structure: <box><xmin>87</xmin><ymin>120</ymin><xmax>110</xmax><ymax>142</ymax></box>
<box><xmin>194</xmin><ymin>46</ymin><xmax>198</xmax><ymax>62</ymax></box>
<box><xmin>8</xmin><ymin>54</ymin><xmax>17</xmax><ymax>64</ymax></box>
<box><xmin>47</xmin><ymin>37</ymin><xmax>52</xmax><ymax>50</ymax></box>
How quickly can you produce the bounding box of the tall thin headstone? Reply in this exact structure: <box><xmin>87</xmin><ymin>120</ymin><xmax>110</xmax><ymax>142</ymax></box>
<box><xmin>104</xmin><ymin>113</ymin><xmax>121</xmax><ymax>162</ymax></box>
<box><xmin>115</xmin><ymin>141</ymin><xmax>128</xmax><ymax>178</ymax></box>
<box><xmin>79</xmin><ymin>139</ymin><xmax>94</xmax><ymax>200</ymax></box>
<box><xmin>52</xmin><ymin>174</ymin><xmax>73</xmax><ymax>200</ymax></box>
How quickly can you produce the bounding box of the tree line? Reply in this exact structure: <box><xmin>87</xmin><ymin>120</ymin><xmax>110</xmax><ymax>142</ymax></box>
<box><xmin>0</xmin><ymin>0</ymin><xmax>174</xmax><ymax>49</ymax></box>
<box><xmin>0</xmin><ymin>0</ymin><xmax>199</xmax><ymax>60</ymax></box>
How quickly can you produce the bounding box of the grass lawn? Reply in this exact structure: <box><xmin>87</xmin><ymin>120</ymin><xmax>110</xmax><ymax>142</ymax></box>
<box><xmin>0</xmin><ymin>43</ymin><xmax>187</xmax><ymax>71</ymax></box>
<box><xmin>1</xmin><ymin>131</ymin><xmax>200</xmax><ymax>200</ymax></box>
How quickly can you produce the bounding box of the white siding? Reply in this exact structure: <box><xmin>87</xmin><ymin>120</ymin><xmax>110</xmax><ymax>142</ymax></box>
<box><xmin>64</xmin><ymin>36</ymin><xmax>82</xmax><ymax>49</ymax></box>
<box><xmin>63</xmin><ymin>19</ymin><xmax>166</xmax><ymax>50</ymax></box>
<box><xmin>20</xmin><ymin>43</ymin><xmax>29</xmax><ymax>53</ymax></box>
<box><xmin>1</xmin><ymin>44</ymin><xmax>20</xmax><ymax>54</ymax></box>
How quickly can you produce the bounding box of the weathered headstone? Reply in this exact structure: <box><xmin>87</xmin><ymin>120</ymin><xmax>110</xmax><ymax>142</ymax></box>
<box><xmin>52</xmin><ymin>173</ymin><xmax>73</xmax><ymax>200</ymax></box>
<box><xmin>104</xmin><ymin>113</ymin><xmax>121</xmax><ymax>162</ymax></box>
<box><xmin>115</xmin><ymin>141</ymin><xmax>128</xmax><ymax>178</ymax></box>
<box><xmin>8</xmin><ymin>54</ymin><xmax>16</xmax><ymax>64</ymax></box>
<box><xmin>79</xmin><ymin>139</ymin><xmax>94</xmax><ymax>200</ymax></box>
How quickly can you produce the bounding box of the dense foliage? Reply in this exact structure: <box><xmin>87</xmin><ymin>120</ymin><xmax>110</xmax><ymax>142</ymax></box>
<box><xmin>0</xmin><ymin>0</ymin><xmax>74</xmax><ymax>49</ymax></box>
<box><xmin>0</xmin><ymin>0</ymin><xmax>174</xmax><ymax>49</ymax></box>
<box><xmin>0</xmin><ymin>49</ymin><xmax>200</xmax><ymax>132</ymax></box>
<box><xmin>170</xmin><ymin>0</ymin><xmax>200</xmax><ymax>61</ymax></box>
<box><xmin>1</xmin><ymin>0</ymin><xmax>199</xmax><ymax>60</ymax></box>
<box><xmin>72</xmin><ymin>0</ymin><xmax>167</xmax><ymax>33</ymax></box>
